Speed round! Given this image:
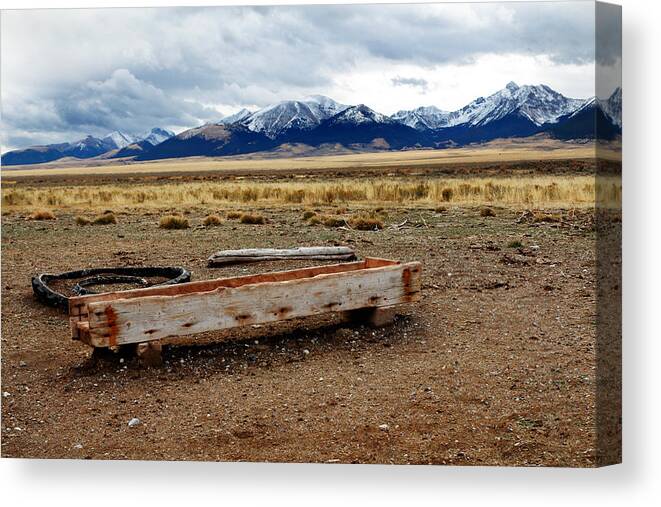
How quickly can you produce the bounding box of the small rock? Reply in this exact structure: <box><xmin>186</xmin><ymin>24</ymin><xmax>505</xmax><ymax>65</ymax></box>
<box><xmin>2</xmin><ymin>392</ymin><xmax>10</xmax><ymax>398</ymax></box>
<box><xmin>73</xmin><ymin>443</ymin><xmax>83</xmax><ymax>449</ymax></box>
<box><xmin>128</xmin><ymin>417</ymin><xmax>141</xmax><ymax>428</ymax></box>
<box><xmin>303</xmin><ymin>349</ymin><xmax>310</xmax><ymax>355</ymax></box>
<box><xmin>378</xmin><ymin>423</ymin><xmax>390</xmax><ymax>432</ymax></box>
<box><xmin>334</xmin><ymin>328</ymin><xmax>353</xmax><ymax>340</ymax></box>
<box><xmin>19</xmin><ymin>361</ymin><xmax>27</xmax><ymax>367</ymax></box>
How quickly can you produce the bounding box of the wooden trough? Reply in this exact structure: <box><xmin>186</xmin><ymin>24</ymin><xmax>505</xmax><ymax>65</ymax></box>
<box><xmin>69</xmin><ymin>257</ymin><xmax>422</xmax><ymax>363</ymax></box>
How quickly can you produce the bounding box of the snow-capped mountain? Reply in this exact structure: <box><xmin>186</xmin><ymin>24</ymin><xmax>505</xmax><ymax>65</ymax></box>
<box><xmin>1</xmin><ymin>135</ymin><xmax>117</xmax><ymax>165</ymax></box>
<box><xmin>1</xmin><ymin>127</ymin><xmax>175</xmax><ymax>165</ymax></box>
<box><xmin>140</xmin><ymin>127</ymin><xmax>175</xmax><ymax>146</ymax></box>
<box><xmin>137</xmin><ymin>123</ymin><xmax>275</xmax><ymax>161</ymax></box>
<box><xmin>71</xmin><ymin>135</ymin><xmax>116</xmax><ymax>154</ymax></box>
<box><xmin>443</xmin><ymin>82</ymin><xmax>584</xmax><ymax>128</ymax></box>
<box><xmin>240</xmin><ymin>95</ymin><xmax>348</xmax><ymax>138</ymax></box>
<box><xmin>544</xmin><ymin>88</ymin><xmax>622</xmax><ymax>141</ymax></box>
<box><xmin>218</xmin><ymin>108</ymin><xmax>253</xmax><ymax>125</ymax></box>
<box><xmin>391</xmin><ymin>105</ymin><xmax>450</xmax><ymax>130</ymax></box>
<box><xmin>289</xmin><ymin>104</ymin><xmax>423</xmax><ymax>150</ymax></box>
<box><xmin>102</xmin><ymin>131</ymin><xmax>137</xmax><ymax>149</ymax></box>
<box><xmin>2</xmin><ymin>84</ymin><xmax>622</xmax><ymax>166</ymax></box>
<box><xmin>109</xmin><ymin>128</ymin><xmax>175</xmax><ymax>158</ymax></box>
<box><xmin>242</xmin><ymin>101</ymin><xmax>319</xmax><ymax>138</ymax></box>
<box><xmin>326</xmin><ymin>104</ymin><xmax>391</xmax><ymax>126</ymax></box>
<box><xmin>601</xmin><ymin>87</ymin><xmax>621</xmax><ymax>127</ymax></box>
<box><xmin>302</xmin><ymin>95</ymin><xmax>348</xmax><ymax>120</ymax></box>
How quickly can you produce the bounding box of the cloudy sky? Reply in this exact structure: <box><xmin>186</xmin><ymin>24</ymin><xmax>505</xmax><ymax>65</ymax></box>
<box><xmin>1</xmin><ymin>1</ymin><xmax>605</xmax><ymax>151</ymax></box>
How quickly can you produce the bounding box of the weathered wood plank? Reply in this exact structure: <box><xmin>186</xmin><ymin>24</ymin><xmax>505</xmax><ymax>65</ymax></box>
<box><xmin>344</xmin><ymin>306</ymin><xmax>398</xmax><ymax>327</ymax></box>
<box><xmin>84</xmin><ymin>262</ymin><xmax>421</xmax><ymax>347</ymax></box>
<box><xmin>136</xmin><ymin>341</ymin><xmax>163</xmax><ymax>367</ymax></box>
<box><xmin>71</xmin><ymin>259</ymin><xmax>390</xmax><ymax>342</ymax></box>
<box><xmin>207</xmin><ymin>246</ymin><xmax>356</xmax><ymax>266</ymax></box>
<box><xmin>364</xmin><ymin>257</ymin><xmax>400</xmax><ymax>268</ymax></box>
<box><xmin>73</xmin><ymin>321</ymin><xmax>92</xmax><ymax>345</ymax></box>
<box><xmin>68</xmin><ymin>259</ymin><xmax>384</xmax><ymax>313</ymax></box>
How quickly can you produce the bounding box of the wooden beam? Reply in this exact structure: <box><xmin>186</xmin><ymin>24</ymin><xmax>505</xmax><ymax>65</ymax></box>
<box><xmin>82</xmin><ymin>261</ymin><xmax>421</xmax><ymax>347</ymax></box>
<box><xmin>69</xmin><ymin>259</ymin><xmax>385</xmax><ymax>317</ymax></box>
<box><xmin>344</xmin><ymin>306</ymin><xmax>398</xmax><ymax>327</ymax></box>
<box><xmin>207</xmin><ymin>246</ymin><xmax>356</xmax><ymax>266</ymax></box>
<box><xmin>136</xmin><ymin>341</ymin><xmax>163</xmax><ymax>367</ymax></box>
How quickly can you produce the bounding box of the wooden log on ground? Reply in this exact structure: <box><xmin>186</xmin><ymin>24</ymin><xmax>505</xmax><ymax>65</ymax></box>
<box><xmin>78</xmin><ymin>259</ymin><xmax>421</xmax><ymax>348</ymax></box>
<box><xmin>70</xmin><ymin>259</ymin><xmax>375</xmax><ymax>340</ymax></box>
<box><xmin>136</xmin><ymin>341</ymin><xmax>163</xmax><ymax>367</ymax></box>
<box><xmin>344</xmin><ymin>306</ymin><xmax>398</xmax><ymax>327</ymax></box>
<box><xmin>207</xmin><ymin>246</ymin><xmax>356</xmax><ymax>267</ymax></box>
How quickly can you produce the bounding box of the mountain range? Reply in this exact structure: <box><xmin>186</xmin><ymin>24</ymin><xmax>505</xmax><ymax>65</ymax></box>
<box><xmin>1</xmin><ymin>127</ymin><xmax>175</xmax><ymax>166</ymax></box>
<box><xmin>1</xmin><ymin>83</ymin><xmax>621</xmax><ymax>166</ymax></box>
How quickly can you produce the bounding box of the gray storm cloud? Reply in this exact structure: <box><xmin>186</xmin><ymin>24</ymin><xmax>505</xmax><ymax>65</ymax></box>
<box><xmin>55</xmin><ymin>69</ymin><xmax>219</xmax><ymax>134</ymax></box>
<box><xmin>392</xmin><ymin>77</ymin><xmax>429</xmax><ymax>92</ymax></box>
<box><xmin>1</xmin><ymin>2</ymin><xmax>601</xmax><ymax>150</ymax></box>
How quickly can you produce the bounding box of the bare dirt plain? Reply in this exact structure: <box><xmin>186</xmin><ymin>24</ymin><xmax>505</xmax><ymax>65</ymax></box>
<box><xmin>0</xmin><ymin>154</ymin><xmax>620</xmax><ymax>466</ymax></box>
<box><xmin>1</xmin><ymin>212</ymin><xmax>601</xmax><ymax>465</ymax></box>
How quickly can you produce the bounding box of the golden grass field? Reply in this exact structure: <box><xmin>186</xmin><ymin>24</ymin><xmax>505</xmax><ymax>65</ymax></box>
<box><xmin>2</xmin><ymin>174</ymin><xmax>621</xmax><ymax>211</ymax></box>
<box><xmin>1</xmin><ymin>143</ymin><xmax>621</xmax><ymax>212</ymax></box>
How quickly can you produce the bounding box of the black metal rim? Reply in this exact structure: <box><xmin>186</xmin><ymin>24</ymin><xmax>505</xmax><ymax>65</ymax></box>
<box><xmin>32</xmin><ymin>266</ymin><xmax>191</xmax><ymax>311</ymax></box>
<box><xmin>72</xmin><ymin>274</ymin><xmax>151</xmax><ymax>296</ymax></box>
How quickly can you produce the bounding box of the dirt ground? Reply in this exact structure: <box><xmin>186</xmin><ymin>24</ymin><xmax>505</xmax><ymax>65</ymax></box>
<box><xmin>0</xmin><ymin>198</ymin><xmax>609</xmax><ymax>466</ymax></box>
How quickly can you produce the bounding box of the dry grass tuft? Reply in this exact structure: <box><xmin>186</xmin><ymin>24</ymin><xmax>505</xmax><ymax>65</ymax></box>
<box><xmin>310</xmin><ymin>215</ymin><xmax>346</xmax><ymax>227</ymax></box>
<box><xmin>92</xmin><ymin>212</ymin><xmax>117</xmax><ymax>225</ymax></box>
<box><xmin>226</xmin><ymin>211</ymin><xmax>242</xmax><ymax>219</ymax></box>
<box><xmin>75</xmin><ymin>216</ymin><xmax>91</xmax><ymax>226</ymax></box>
<box><xmin>302</xmin><ymin>210</ymin><xmax>317</xmax><ymax>220</ymax></box>
<box><xmin>480</xmin><ymin>207</ymin><xmax>496</xmax><ymax>217</ymax></box>
<box><xmin>434</xmin><ymin>206</ymin><xmax>447</xmax><ymax>213</ymax></box>
<box><xmin>29</xmin><ymin>209</ymin><xmax>56</xmax><ymax>220</ymax></box>
<box><xmin>203</xmin><ymin>214</ymin><xmax>223</xmax><ymax>226</ymax></box>
<box><xmin>532</xmin><ymin>212</ymin><xmax>562</xmax><ymax>223</ymax></box>
<box><xmin>239</xmin><ymin>213</ymin><xmax>265</xmax><ymax>225</ymax></box>
<box><xmin>159</xmin><ymin>215</ymin><xmax>189</xmax><ymax>229</ymax></box>
<box><xmin>507</xmin><ymin>240</ymin><xmax>523</xmax><ymax>248</ymax></box>
<box><xmin>349</xmin><ymin>213</ymin><xmax>384</xmax><ymax>231</ymax></box>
